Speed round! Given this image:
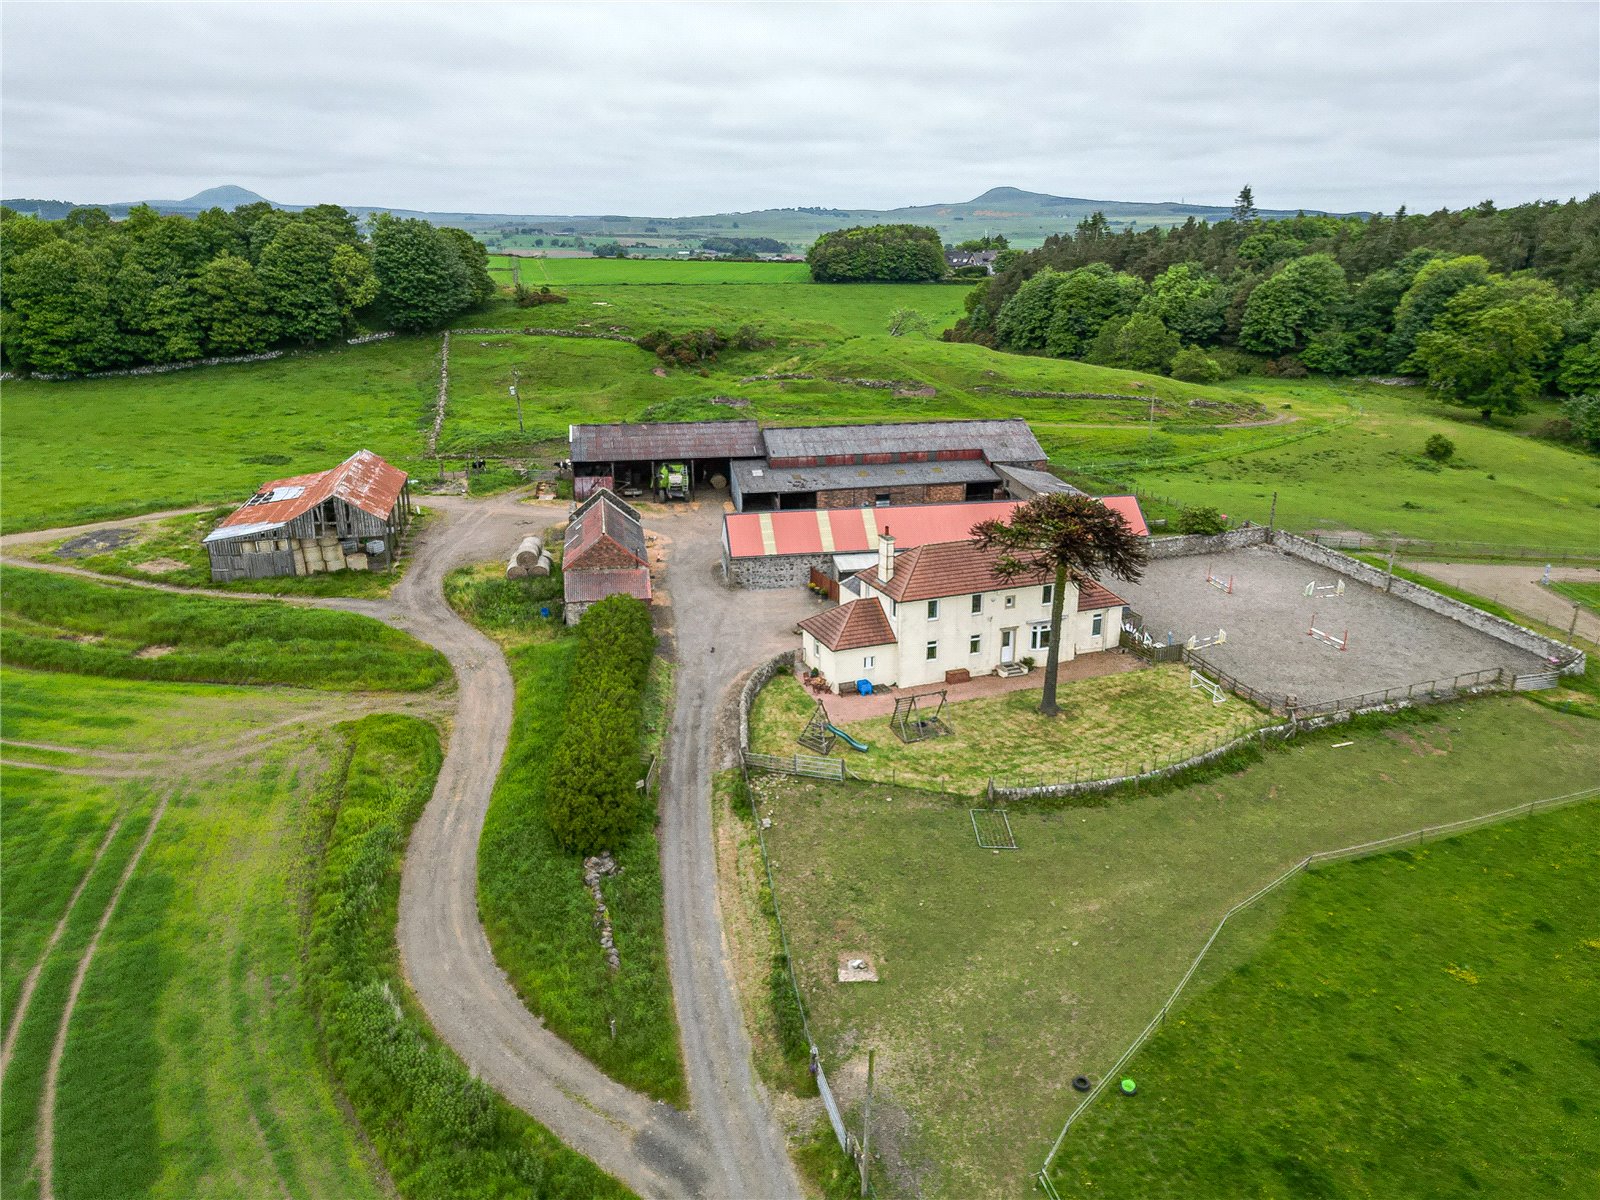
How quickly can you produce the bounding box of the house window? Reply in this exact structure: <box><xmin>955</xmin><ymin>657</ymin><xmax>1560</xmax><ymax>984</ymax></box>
<box><xmin>1030</xmin><ymin>623</ymin><xmax>1051</xmax><ymax>651</ymax></box>
<box><xmin>875</xmin><ymin>492</ymin><xmax>891</xmax><ymax>506</ymax></box>
<box><xmin>1091</xmin><ymin>612</ymin><xmax>1104</xmax><ymax>636</ymax></box>
<box><xmin>925</xmin><ymin>640</ymin><xmax>938</xmax><ymax>661</ymax></box>
<box><xmin>1004</xmin><ymin>595</ymin><xmax>1016</xmax><ymax>609</ymax></box>
<box><xmin>927</xmin><ymin>599</ymin><xmax>940</xmax><ymax>620</ymax></box>
<box><xmin>863</xmin><ymin>655</ymin><xmax>875</xmax><ymax>669</ymax></box>
<box><xmin>969</xmin><ymin>634</ymin><xmax>981</xmax><ymax>654</ymax></box>
<box><xmin>1042</xmin><ymin>583</ymin><xmax>1054</xmax><ymax>606</ymax></box>
<box><xmin>971</xmin><ymin>594</ymin><xmax>982</xmax><ymax>614</ymax></box>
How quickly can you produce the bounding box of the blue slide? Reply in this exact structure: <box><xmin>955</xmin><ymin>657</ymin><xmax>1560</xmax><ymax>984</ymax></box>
<box><xmin>827</xmin><ymin>724</ymin><xmax>870</xmax><ymax>752</ymax></box>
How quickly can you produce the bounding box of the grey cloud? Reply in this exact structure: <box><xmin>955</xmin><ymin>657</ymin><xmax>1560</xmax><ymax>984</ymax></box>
<box><xmin>2</xmin><ymin>1</ymin><xmax>1595</xmax><ymax>214</ymax></box>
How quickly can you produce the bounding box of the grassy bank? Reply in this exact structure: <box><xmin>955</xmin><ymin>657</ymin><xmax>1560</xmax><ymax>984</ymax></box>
<box><xmin>1050</xmin><ymin>799</ymin><xmax>1600</xmax><ymax>1197</ymax></box>
<box><xmin>0</xmin><ymin>565</ymin><xmax>447</xmax><ymax>690</ymax></box>
<box><xmin>308</xmin><ymin>713</ymin><xmax>630</xmax><ymax>1198</ymax></box>
<box><xmin>759</xmin><ymin>697</ymin><xmax>1600</xmax><ymax>1196</ymax></box>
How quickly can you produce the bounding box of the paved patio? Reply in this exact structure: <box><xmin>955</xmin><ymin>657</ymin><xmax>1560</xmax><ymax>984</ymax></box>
<box><xmin>811</xmin><ymin>650</ymin><xmax>1143</xmax><ymax>722</ymax></box>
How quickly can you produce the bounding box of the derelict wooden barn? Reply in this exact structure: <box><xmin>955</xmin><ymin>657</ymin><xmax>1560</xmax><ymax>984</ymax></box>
<box><xmin>204</xmin><ymin>450</ymin><xmax>413</xmax><ymax>581</ymax></box>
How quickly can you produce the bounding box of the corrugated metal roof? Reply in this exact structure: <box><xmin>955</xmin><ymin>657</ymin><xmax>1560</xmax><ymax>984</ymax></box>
<box><xmin>732</xmin><ymin>458</ymin><xmax>998</xmax><ymax>496</ymax></box>
<box><xmin>799</xmin><ymin>597</ymin><xmax>897</xmax><ymax>652</ymax></box>
<box><xmin>205</xmin><ymin>450</ymin><xmax>406</xmax><ymax>543</ymax></box>
<box><xmin>724</xmin><ymin>500</ymin><xmax>1023</xmax><ymax>560</ymax></box>
<box><xmin>762</xmin><ymin>419</ymin><xmax>1046</xmax><ymax>464</ymax></box>
<box><xmin>570</xmin><ymin>420</ymin><xmax>763</xmax><ymax>463</ymax></box>
<box><xmin>564</xmin><ymin>567</ymin><xmax>653</xmax><ymax>604</ymax></box>
<box><xmin>564</xmin><ymin>490</ymin><xmax>647</xmax><ymax>568</ymax></box>
<box><xmin>994</xmin><ymin>464</ymin><xmax>1087</xmax><ymax>498</ymax></box>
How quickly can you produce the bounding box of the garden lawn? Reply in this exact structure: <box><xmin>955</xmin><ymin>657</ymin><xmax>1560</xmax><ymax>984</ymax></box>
<box><xmin>0</xmin><ymin>565</ymin><xmax>448</xmax><ymax>690</ymax></box>
<box><xmin>1050</xmin><ymin>798</ymin><xmax>1600</xmax><ymax>1198</ymax></box>
<box><xmin>756</xmin><ymin>697</ymin><xmax>1600</xmax><ymax>1198</ymax></box>
<box><xmin>750</xmin><ymin>666</ymin><xmax>1269</xmax><ymax>795</ymax></box>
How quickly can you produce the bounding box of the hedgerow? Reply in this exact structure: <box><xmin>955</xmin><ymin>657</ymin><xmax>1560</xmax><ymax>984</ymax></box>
<box><xmin>544</xmin><ymin>596</ymin><xmax>657</xmax><ymax>853</ymax></box>
<box><xmin>306</xmin><ymin>714</ymin><xmax>631</xmax><ymax>1199</ymax></box>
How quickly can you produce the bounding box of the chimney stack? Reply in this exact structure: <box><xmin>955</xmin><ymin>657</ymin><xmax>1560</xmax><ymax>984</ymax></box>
<box><xmin>878</xmin><ymin>527</ymin><xmax>895</xmax><ymax>581</ymax></box>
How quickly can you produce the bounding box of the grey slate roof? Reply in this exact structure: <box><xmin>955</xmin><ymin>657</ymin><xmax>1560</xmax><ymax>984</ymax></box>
<box><xmin>569</xmin><ymin>420</ymin><xmax>763</xmax><ymax>463</ymax></box>
<box><xmin>761</xmin><ymin>419</ymin><xmax>1046</xmax><ymax>464</ymax></box>
<box><xmin>732</xmin><ymin>458</ymin><xmax>999</xmax><ymax>496</ymax></box>
<box><xmin>994</xmin><ymin>464</ymin><xmax>1086</xmax><ymax>498</ymax></box>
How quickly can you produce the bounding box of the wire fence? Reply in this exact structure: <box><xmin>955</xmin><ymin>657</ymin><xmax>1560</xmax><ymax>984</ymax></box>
<box><xmin>1305</xmin><ymin>531</ymin><xmax>1600</xmax><ymax>565</ymax></box>
<box><xmin>1033</xmin><ymin>783</ymin><xmax>1600</xmax><ymax>1193</ymax></box>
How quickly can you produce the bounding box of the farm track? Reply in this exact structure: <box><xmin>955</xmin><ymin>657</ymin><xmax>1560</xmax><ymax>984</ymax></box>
<box><xmin>2</xmin><ymin>492</ymin><xmax>805</xmax><ymax>1197</ymax></box>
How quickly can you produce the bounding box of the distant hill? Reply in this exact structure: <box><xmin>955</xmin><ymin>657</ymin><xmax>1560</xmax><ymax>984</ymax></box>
<box><xmin>3</xmin><ymin>184</ymin><xmax>1363</xmax><ymax>252</ymax></box>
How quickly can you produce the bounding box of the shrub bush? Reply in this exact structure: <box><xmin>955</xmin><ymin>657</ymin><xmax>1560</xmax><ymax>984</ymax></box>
<box><xmin>544</xmin><ymin>596</ymin><xmax>658</xmax><ymax>854</ymax></box>
<box><xmin>1176</xmin><ymin>505</ymin><xmax>1229</xmax><ymax>535</ymax></box>
<box><xmin>1170</xmin><ymin>344</ymin><xmax>1224</xmax><ymax>383</ymax></box>
<box><xmin>1423</xmin><ymin>433</ymin><xmax>1456</xmax><ymax>462</ymax></box>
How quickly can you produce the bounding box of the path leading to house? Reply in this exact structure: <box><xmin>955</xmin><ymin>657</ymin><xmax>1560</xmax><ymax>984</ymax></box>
<box><xmin>821</xmin><ymin>651</ymin><xmax>1142</xmax><ymax>723</ymax></box>
<box><xmin>1400</xmin><ymin>561</ymin><xmax>1600</xmax><ymax>645</ymax></box>
<box><xmin>3</xmin><ymin>491</ymin><xmax>810</xmax><ymax>1198</ymax></box>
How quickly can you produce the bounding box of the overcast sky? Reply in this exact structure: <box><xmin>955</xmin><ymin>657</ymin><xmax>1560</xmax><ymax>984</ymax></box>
<box><xmin>3</xmin><ymin>2</ymin><xmax>1596</xmax><ymax>216</ymax></box>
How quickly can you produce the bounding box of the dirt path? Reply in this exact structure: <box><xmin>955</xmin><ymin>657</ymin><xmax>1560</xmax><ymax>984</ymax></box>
<box><xmin>651</xmin><ymin>503</ymin><xmax>814</xmax><ymax>1200</ymax></box>
<box><xmin>35</xmin><ymin>788</ymin><xmax>173</xmax><ymax>1200</ymax></box>
<box><xmin>1401</xmin><ymin>561</ymin><xmax>1600</xmax><ymax>645</ymax></box>
<box><xmin>4</xmin><ymin>492</ymin><xmax>809</xmax><ymax>1197</ymax></box>
<box><xmin>0</xmin><ymin>505</ymin><xmax>212</xmax><ymax>550</ymax></box>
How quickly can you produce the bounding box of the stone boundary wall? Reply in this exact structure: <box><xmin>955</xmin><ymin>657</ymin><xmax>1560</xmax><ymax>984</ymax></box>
<box><xmin>1145</xmin><ymin>523</ymin><xmax>1270</xmax><ymax>559</ymax></box>
<box><xmin>1143</xmin><ymin>523</ymin><xmax>1583</xmax><ymax>674</ymax></box>
<box><xmin>453</xmin><ymin>326</ymin><xmax>637</xmax><ymax>343</ymax></box>
<box><xmin>1269</xmin><ymin>529</ymin><xmax>1585</xmax><ymax>674</ymax></box>
<box><xmin>739</xmin><ymin>650</ymin><xmax>800</xmax><ymax>753</ymax></box>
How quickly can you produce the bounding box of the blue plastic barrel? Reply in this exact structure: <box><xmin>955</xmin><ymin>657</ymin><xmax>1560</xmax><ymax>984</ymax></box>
<box><xmin>857</xmin><ymin>679</ymin><xmax>873</xmax><ymax>695</ymax></box>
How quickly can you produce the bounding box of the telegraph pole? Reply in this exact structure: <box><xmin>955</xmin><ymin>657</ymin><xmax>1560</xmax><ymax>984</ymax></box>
<box><xmin>510</xmin><ymin>369</ymin><xmax>524</xmax><ymax>434</ymax></box>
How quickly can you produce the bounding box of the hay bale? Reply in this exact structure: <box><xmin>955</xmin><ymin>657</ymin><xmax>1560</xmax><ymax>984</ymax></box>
<box><xmin>530</xmin><ymin>552</ymin><xmax>553</xmax><ymax>577</ymax></box>
<box><xmin>506</xmin><ymin>558</ymin><xmax>531</xmax><ymax>580</ymax></box>
<box><xmin>513</xmin><ymin>536</ymin><xmax>545</xmax><ymax>568</ymax></box>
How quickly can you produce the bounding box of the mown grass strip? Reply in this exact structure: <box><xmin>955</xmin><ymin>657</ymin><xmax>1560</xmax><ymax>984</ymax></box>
<box><xmin>0</xmin><ymin>566</ymin><xmax>447</xmax><ymax>691</ymax></box>
<box><xmin>308</xmin><ymin>713</ymin><xmax>632</xmax><ymax>1199</ymax></box>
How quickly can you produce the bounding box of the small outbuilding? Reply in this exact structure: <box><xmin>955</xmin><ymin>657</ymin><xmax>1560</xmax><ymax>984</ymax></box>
<box><xmin>204</xmin><ymin>450</ymin><xmax>412</xmax><ymax>581</ymax></box>
<box><xmin>562</xmin><ymin>488</ymin><xmax>653</xmax><ymax>624</ymax></box>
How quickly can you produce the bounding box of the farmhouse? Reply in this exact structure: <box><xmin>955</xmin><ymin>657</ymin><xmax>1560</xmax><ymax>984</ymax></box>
<box><xmin>798</xmin><ymin>531</ymin><xmax>1127</xmax><ymax>693</ymax></box>
<box><xmin>203</xmin><ymin>450</ymin><xmax>411</xmax><ymax>581</ymax></box>
<box><xmin>562</xmin><ymin>488</ymin><xmax>652</xmax><ymax>625</ymax></box>
<box><xmin>723</xmin><ymin>494</ymin><xmax>1146</xmax><ymax>589</ymax></box>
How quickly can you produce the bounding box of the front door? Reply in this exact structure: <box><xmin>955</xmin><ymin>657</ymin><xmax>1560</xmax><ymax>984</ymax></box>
<box><xmin>1000</xmin><ymin>628</ymin><xmax>1015</xmax><ymax>664</ymax></box>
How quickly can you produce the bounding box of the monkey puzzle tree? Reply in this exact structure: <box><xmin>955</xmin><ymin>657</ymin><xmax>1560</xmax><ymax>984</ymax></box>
<box><xmin>971</xmin><ymin>493</ymin><xmax>1149</xmax><ymax>717</ymax></box>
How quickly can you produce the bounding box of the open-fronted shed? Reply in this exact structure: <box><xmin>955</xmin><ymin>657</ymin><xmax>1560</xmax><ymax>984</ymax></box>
<box><xmin>204</xmin><ymin>450</ymin><xmax>411</xmax><ymax>581</ymax></box>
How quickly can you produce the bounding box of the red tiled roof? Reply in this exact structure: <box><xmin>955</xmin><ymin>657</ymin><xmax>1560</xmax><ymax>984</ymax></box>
<box><xmin>798</xmin><ymin>597</ymin><xmax>897</xmax><ymax>652</ymax></box>
<box><xmin>1097</xmin><ymin>495</ymin><xmax>1149</xmax><ymax>537</ymax></box>
<box><xmin>855</xmin><ymin>540</ymin><xmax>1124</xmax><ymax>610</ymax></box>
<box><xmin>1077</xmin><ymin>578</ymin><xmax>1127</xmax><ymax>611</ymax></box>
<box><xmin>212</xmin><ymin>450</ymin><xmax>406</xmax><ymax>536</ymax></box>
<box><xmin>856</xmin><ymin>541</ymin><xmax>1050</xmax><ymax>601</ymax></box>
<box><xmin>724</xmin><ymin>500</ymin><xmax>1023</xmax><ymax>560</ymax></box>
<box><xmin>565</xmin><ymin>490</ymin><xmax>647</xmax><ymax>570</ymax></box>
<box><xmin>564</xmin><ymin>566</ymin><xmax>652</xmax><ymax>604</ymax></box>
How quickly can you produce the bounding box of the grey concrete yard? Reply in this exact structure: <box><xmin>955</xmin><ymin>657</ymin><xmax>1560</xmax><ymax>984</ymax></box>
<box><xmin>1110</xmin><ymin>545</ymin><xmax>1550</xmax><ymax>705</ymax></box>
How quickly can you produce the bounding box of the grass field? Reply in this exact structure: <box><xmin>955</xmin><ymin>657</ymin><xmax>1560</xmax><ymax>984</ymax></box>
<box><xmin>6</xmin><ymin>260</ymin><xmax>1595</xmax><ymax>549</ymax></box>
<box><xmin>0</xmin><ymin>681</ymin><xmax>383</xmax><ymax>1199</ymax></box>
<box><xmin>756</xmin><ymin>697</ymin><xmax>1600</xmax><ymax>1197</ymax></box>
<box><xmin>1552</xmin><ymin>580</ymin><xmax>1600</xmax><ymax>614</ymax></box>
<box><xmin>7</xmin><ymin>507</ymin><xmax>419</xmax><ymax>599</ymax></box>
<box><xmin>1049</xmin><ymin>799</ymin><xmax>1600</xmax><ymax>1198</ymax></box>
<box><xmin>750</xmin><ymin>666</ymin><xmax>1270</xmax><ymax>794</ymax></box>
<box><xmin>0</xmin><ymin>565</ymin><xmax>448</xmax><ymax>689</ymax></box>
<box><xmin>452</xmin><ymin>566</ymin><xmax>684</xmax><ymax>1103</ymax></box>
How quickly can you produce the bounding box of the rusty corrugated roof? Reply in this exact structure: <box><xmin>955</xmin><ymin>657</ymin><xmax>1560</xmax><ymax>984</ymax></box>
<box><xmin>564</xmin><ymin>567</ymin><xmax>653</xmax><ymax>604</ymax></box>
<box><xmin>762</xmin><ymin>419</ymin><xmax>1045</xmax><ymax>464</ymax></box>
<box><xmin>570</xmin><ymin>421</ymin><xmax>763</xmax><ymax>463</ymax></box>
<box><xmin>207</xmin><ymin>450</ymin><xmax>406</xmax><ymax>542</ymax></box>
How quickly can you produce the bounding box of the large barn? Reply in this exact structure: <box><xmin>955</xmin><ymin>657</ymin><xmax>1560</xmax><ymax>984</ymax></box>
<box><xmin>567</xmin><ymin>418</ymin><xmax>1050</xmax><ymax>511</ymax></box>
<box><xmin>204</xmin><ymin>450</ymin><xmax>412</xmax><ymax>581</ymax></box>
